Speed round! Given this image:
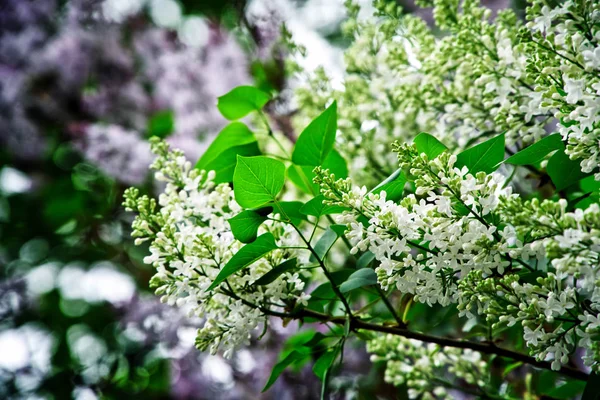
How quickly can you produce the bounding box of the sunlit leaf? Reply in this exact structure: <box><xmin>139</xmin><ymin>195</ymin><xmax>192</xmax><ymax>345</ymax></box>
<box><xmin>217</xmin><ymin>86</ymin><xmax>270</xmax><ymax>120</ymax></box>
<box><xmin>233</xmin><ymin>156</ymin><xmax>285</xmax><ymax>208</ymax></box>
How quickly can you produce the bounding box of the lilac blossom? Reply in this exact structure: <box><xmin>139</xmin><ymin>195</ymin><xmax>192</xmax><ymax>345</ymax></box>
<box><xmin>0</xmin><ymin>0</ymin><xmax>250</xmax><ymax>184</ymax></box>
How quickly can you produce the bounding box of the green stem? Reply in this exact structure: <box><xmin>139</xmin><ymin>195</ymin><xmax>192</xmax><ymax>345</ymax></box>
<box><xmin>275</xmin><ymin>199</ymin><xmax>355</xmax><ymax>319</ymax></box>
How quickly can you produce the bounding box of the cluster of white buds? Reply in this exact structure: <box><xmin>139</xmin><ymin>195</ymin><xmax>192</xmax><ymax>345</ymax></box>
<box><xmin>367</xmin><ymin>334</ymin><xmax>489</xmax><ymax>399</ymax></box>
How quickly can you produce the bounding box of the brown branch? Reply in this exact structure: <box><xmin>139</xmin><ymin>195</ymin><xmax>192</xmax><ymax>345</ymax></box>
<box><xmin>249</xmin><ymin>302</ymin><xmax>589</xmax><ymax>381</ymax></box>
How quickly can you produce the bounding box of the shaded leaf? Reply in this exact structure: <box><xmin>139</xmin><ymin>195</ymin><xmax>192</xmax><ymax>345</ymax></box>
<box><xmin>339</xmin><ymin>268</ymin><xmax>377</xmax><ymax>293</ymax></box>
<box><xmin>300</xmin><ymin>195</ymin><xmax>348</xmax><ymax>217</ymax></box>
<box><xmin>504</xmin><ymin>134</ymin><xmax>564</xmax><ymax>165</ymax></box>
<box><xmin>313</xmin><ymin>347</ymin><xmax>339</xmax><ymax>381</ymax></box>
<box><xmin>147</xmin><ymin>110</ymin><xmax>174</xmax><ymax>138</ymax></box>
<box><xmin>310</xmin><ymin>282</ymin><xmax>336</xmax><ymax>300</ymax></box>
<box><xmin>200</xmin><ymin>142</ymin><xmax>261</xmax><ymax>184</ymax></box>
<box><xmin>582</xmin><ymin>371</ymin><xmax>600</xmax><ymax>400</ymax></box>
<box><xmin>502</xmin><ymin>362</ymin><xmax>523</xmax><ymax>377</ymax></box>
<box><xmin>288</xmin><ymin>150</ymin><xmax>348</xmax><ymax>195</ymax></box>
<box><xmin>310</xmin><ymin>227</ymin><xmax>342</xmax><ymax>262</ymax></box>
<box><xmin>357</xmin><ymin>251</ymin><xmax>375</xmax><ymax>269</ymax></box>
<box><xmin>208</xmin><ymin>233</ymin><xmax>278</xmax><ymax>290</ymax></box>
<box><xmin>274</xmin><ymin>201</ymin><xmax>308</xmax><ymax>225</ymax></box>
<box><xmin>456</xmin><ymin>134</ymin><xmax>505</xmax><ymax>174</ymax></box>
<box><xmin>229</xmin><ymin>209</ymin><xmax>270</xmax><ymax>243</ymax></box>
<box><xmin>262</xmin><ymin>350</ymin><xmax>307</xmax><ymax>392</ymax></box>
<box><xmin>253</xmin><ymin>258</ymin><xmax>297</xmax><ymax>286</ymax></box>
<box><xmin>302</xmin><ymin>332</ymin><xmax>328</xmax><ymax>348</ymax></box>
<box><xmin>371</xmin><ymin>168</ymin><xmax>407</xmax><ymax>201</ymax></box>
<box><xmin>288</xmin><ymin>164</ymin><xmax>319</xmax><ymax>195</ymax></box>
<box><xmin>544</xmin><ymin>381</ymin><xmax>586</xmax><ymax>399</ymax></box>
<box><xmin>547</xmin><ymin>149</ymin><xmax>588</xmax><ymax>191</ymax></box>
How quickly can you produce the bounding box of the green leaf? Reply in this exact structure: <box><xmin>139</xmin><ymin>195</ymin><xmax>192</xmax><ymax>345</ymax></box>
<box><xmin>274</xmin><ymin>201</ymin><xmax>308</xmax><ymax>225</ymax></box>
<box><xmin>413</xmin><ymin>132</ymin><xmax>448</xmax><ymax>159</ymax></box>
<box><xmin>310</xmin><ymin>227</ymin><xmax>343</xmax><ymax>262</ymax></box>
<box><xmin>302</xmin><ymin>332</ymin><xmax>328</xmax><ymax>348</ymax></box>
<box><xmin>228</xmin><ymin>209</ymin><xmax>270</xmax><ymax>243</ymax></box>
<box><xmin>202</xmin><ymin>143</ymin><xmax>261</xmax><ymax>184</ymax></box>
<box><xmin>288</xmin><ymin>150</ymin><xmax>347</xmax><ymax>195</ymax></box>
<box><xmin>254</xmin><ymin>258</ymin><xmax>297</xmax><ymax>286</ymax></box>
<box><xmin>320</xmin><ymin>371</ymin><xmax>328</xmax><ymax>400</ymax></box>
<box><xmin>217</xmin><ymin>86</ymin><xmax>271</xmax><ymax>120</ymax></box>
<box><xmin>310</xmin><ymin>283</ymin><xmax>337</xmax><ymax>300</ymax></box>
<box><xmin>502</xmin><ymin>362</ymin><xmax>523</xmax><ymax>377</ymax></box>
<box><xmin>207</xmin><ymin>233</ymin><xmax>278</xmax><ymax>291</ymax></box>
<box><xmin>288</xmin><ymin>164</ymin><xmax>318</xmax><ymax>194</ymax></box>
<box><xmin>196</xmin><ymin>123</ymin><xmax>257</xmax><ymax>169</ymax></box>
<box><xmin>330</xmin><ymin>224</ymin><xmax>347</xmax><ymax>236</ymax></box>
<box><xmin>580</xmin><ymin>176</ymin><xmax>600</xmax><ymax>193</ymax></box>
<box><xmin>321</xmin><ymin>149</ymin><xmax>348</xmax><ymax>178</ymax></box>
<box><xmin>292</xmin><ymin>102</ymin><xmax>338</xmax><ymax>166</ymax></box>
<box><xmin>313</xmin><ymin>347</ymin><xmax>339</xmax><ymax>381</ymax></box>
<box><xmin>573</xmin><ymin>176</ymin><xmax>600</xmax><ymax>209</ymax></box>
<box><xmin>263</xmin><ymin>350</ymin><xmax>306</xmax><ymax>392</ymax></box>
<box><xmin>195</xmin><ymin>123</ymin><xmax>261</xmax><ymax>183</ymax></box>
<box><xmin>371</xmin><ymin>168</ymin><xmax>407</xmax><ymax>201</ymax></box>
<box><xmin>344</xmin><ymin>316</ymin><xmax>351</xmax><ymax>336</ymax></box>
<box><xmin>300</xmin><ymin>195</ymin><xmax>348</xmax><ymax>218</ymax></box>
<box><xmin>456</xmin><ymin>134</ymin><xmax>505</xmax><ymax>174</ymax></box>
<box><xmin>583</xmin><ymin>372</ymin><xmax>600</xmax><ymax>400</ymax></box>
<box><xmin>339</xmin><ymin>268</ymin><xmax>377</xmax><ymax>293</ymax></box>
<box><xmin>544</xmin><ymin>380</ymin><xmax>586</xmax><ymax>399</ymax></box>
<box><xmin>284</xmin><ymin>330</ymin><xmax>320</xmax><ymax>349</ymax></box>
<box><xmin>547</xmin><ymin>149</ymin><xmax>588</xmax><ymax>191</ymax></box>
<box><xmin>233</xmin><ymin>156</ymin><xmax>286</xmax><ymax>209</ymax></box>
<box><xmin>253</xmin><ymin>258</ymin><xmax>297</xmax><ymax>286</ymax></box>
<box><xmin>357</xmin><ymin>251</ymin><xmax>375</xmax><ymax>269</ymax></box>
<box><xmin>146</xmin><ymin>110</ymin><xmax>174</xmax><ymax>138</ymax></box>
<box><xmin>504</xmin><ymin>134</ymin><xmax>564</xmax><ymax>165</ymax></box>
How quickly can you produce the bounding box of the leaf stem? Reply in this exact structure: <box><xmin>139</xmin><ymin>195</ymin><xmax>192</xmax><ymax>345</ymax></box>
<box><xmin>274</xmin><ymin>200</ymin><xmax>355</xmax><ymax>319</ymax></box>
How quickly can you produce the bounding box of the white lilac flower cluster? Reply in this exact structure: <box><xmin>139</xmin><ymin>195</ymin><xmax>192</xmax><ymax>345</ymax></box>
<box><xmin>315</xmin><ymin>143</ymin><xmax>600</xmax><ymax>372</ymax></box>
<box><xmin>296</xmin><ymin>0</ymin><xmax>537</xmax><ymax>185</ymax></box>
<box><xmin>523</xmin><ymin>0</ymin><xmax>600</xmax><ymax>179</ymax></box>
<box><xmin>316</xmin><ymin>144</ymin><xmax>515</xmax><ymax>308</ymax></box>
<box><xmin>463</xmin><ymin>196</ymin><xmax>600</xmax><ymax>370</ymax></box>
<box><xmin>123</xmin><ymin>140</ymin><xmax>310</xmax><ymax>358</ymax></box>
<box><xmin>367</xmin><ymin>334</ymin><xmax>489</xmax><ymax>400</ymax></box>
<box><xmin>295</xmin><ymin>0</ymin><xmax>600</xmax><ymax>186</ymax></box>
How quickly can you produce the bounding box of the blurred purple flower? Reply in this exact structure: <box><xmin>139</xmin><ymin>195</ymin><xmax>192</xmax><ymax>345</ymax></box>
<box><xmin>0</xmin><ymin>0</ymin><xmax>250</xmax><ymax>183</ymax></box>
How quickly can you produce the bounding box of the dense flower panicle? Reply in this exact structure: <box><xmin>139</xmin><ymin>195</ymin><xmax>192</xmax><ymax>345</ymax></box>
<box><xmin>316</xmin><ymin>143</ymin><xmax>600</xmax><ymax>371</ymax></box>
<box><xmin>367</xmin><ymin>335</ymin><xmax>489</xmax><ymax>399</ymax></box>
<box><xmin>295</xmin><ymin>0</ymin><xmax>600</xmax><ymax>187</ymax></box>
<box><xmin>523</xmin><ymin>0</ymin><xmax>600</xmax><ymax>179</ymax></box>
<box><xmin>316</xmin><ymin>144</ymin><xmax>514</xmax><ymax>307</ymax></box>
<box><xmin>124</xmin><ymin>140</ymin><xmax>310</xmax><ymax>358</ymax></box>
